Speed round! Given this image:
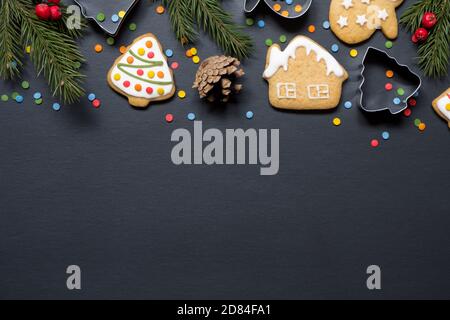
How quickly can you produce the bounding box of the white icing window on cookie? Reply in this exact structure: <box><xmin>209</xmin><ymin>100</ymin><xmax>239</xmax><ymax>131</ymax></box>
<box><xmin>307</xmin><ymin>85</ymin><xmax>330</xmax><ymax>100</ymax></box>
<box><xmin>277</xmin><ymin>83</ymin><xmax>297</xmax><ymax>99</ymax></box>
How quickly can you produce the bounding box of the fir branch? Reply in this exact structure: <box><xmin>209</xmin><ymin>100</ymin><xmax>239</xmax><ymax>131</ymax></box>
<box><xmin>190</xmin><ymin>0</ymin><xmax>253</xmax><ymax>59</ymax></box>
<box><xmin>0</xmin><ymin>0</ymin><xmax>86</xmax><ymax>103</ymax></box>
<box><xmin>165</xmin><ymin>0</ymin><xmax>197</xmax><ymax>45</ymax></box>
<box><xmin>400</xmin><ymin>0</ymin><xmax>450</xmax><ymax>78</ymax></box>
<box><xmin>0</xmin><ymin>0</ymin><xmax>24</xmax><ymax>79</ymax></box>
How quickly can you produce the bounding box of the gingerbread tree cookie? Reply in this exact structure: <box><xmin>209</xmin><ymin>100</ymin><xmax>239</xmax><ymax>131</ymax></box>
<box><xmin>107</xmin><ymin>33</ymin><xmax>175</xmax><ymax>108</ymax></box>
<box><xmin>432</xmin><ymin>88</ymin><xmax>450</xmax><ymax>129</ymax></box>
<box><xmin>329</xmin><ymin>0</ymin><xmax>404</xmax><ymax>45</ymax></box>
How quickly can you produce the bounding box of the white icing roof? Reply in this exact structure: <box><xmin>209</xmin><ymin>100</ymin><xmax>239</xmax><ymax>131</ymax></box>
<box><xmin>263</xmin><ymin>36</ymin><xmax>346</xmax><ymax>79</ymax></box>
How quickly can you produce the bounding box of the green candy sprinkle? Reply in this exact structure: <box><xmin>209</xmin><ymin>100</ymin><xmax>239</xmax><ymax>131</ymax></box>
<box><xmin>21</xmin><ymin>81</ymin><xmax>30</xmax><ymax>89</ymax></box>
<box><xmin>397</xmin><ymin>88</ymin><xmax>405</xmax><ymax>96</ymax></box>
<box><xmin>11</xmin><ymin>92</ymin><xmax>19</xmax><ymax>99</ymax></box>
<box><xmin>265</xmin><ymin>38</ymin><xmax>273</xmax><ymax>46</ymax></box>
<box><xmin>279</xmin><ymin>35</ymin><xmax>287</xmax><ymax>43</ymax></box>
<box><xmin>129</xmin><ymin>23</ymin><xmax>137</xmax><ymax>31</ymax></box>
<box><xmin>246</xmin><ymin>18</ymin><xmax>254</xmax><ymax>26</ymax></box>
<box><xmin>106</xmin><ymin>37</ymin><xmax>115</xmax><ymax>45</ymax></box>
<box><xmin>1</xmin><ymin>94</ymin><xmax>9</xmax><ymax>102</ymax></box>
<box><xmin>97</xmin><ymin>12</ymin><xmax>105</xmax><ymax>22</ymax></box>
<box><xmin>35</xmin><ymin>98</ymin><xmax>43</xmax><ymax>105</ymax></box>
<box><xmin>385</xmin><ymin>41</ymin><xmax>393</xmax><ymax>49</ymax></box>
<box><xmin>414</xmin><ymin>119</ymin><xmax>422</xmax><ymax>127</ymax></box>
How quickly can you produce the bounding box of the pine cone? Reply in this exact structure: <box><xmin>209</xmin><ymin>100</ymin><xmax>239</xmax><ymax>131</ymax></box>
<box><xmin>193</xmin><ymin>56</ymin><xmax>245</xmax><ymax>103</ymax></box>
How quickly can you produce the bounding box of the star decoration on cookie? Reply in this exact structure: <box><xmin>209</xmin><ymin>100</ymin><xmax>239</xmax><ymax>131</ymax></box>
<box><xmin>341</xmin><ymin>0</ymin><xmax>354</xmax><ymax>9</ymax></box>
<box><xmin>337</xmin><ymin>16</ymin><xmax>348</xmax><ymax>28</ymax></box>
<box><xmin>378</xmin><ymin>9</ymin><xmax>389</xmax><ymax>21</ymax></box>
<box><xmin>361</xmin><ymin>0</ymin><xmax>370</xmax><ymax>4</ymax></box>
<box><xmin>356</xmin><ymin>14</ymin><xmax>368</xmax><ymax>26</ymax></box>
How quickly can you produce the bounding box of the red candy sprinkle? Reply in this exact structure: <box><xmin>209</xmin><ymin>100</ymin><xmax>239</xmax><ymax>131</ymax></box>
<box><xmin>123</xmin><ymin>81</ymin><xmax>130</xmax><ymax>88</ymax></box>
<box><xmin>171</xmin><ymin>62</ymin><xmax>179</xmax><ymax>70</ymax></box>
<box><xmin>408</xmin><ymin>98</ymin><xmax>417</xmax><ymax>107</ymax></box>
<box><xmin>403</xmin><ymin>108</ymin><xmax>412</xmax><ymax>117</ymax></box>
<box><xmin>385</xmin><ymin>83</ymin><xmax>393</xmax><ymax>91</ymax></box>
<box><xmin>137</xmin><ymin>69</ymin><xmax>144</xmax><ymax>76</ymax></box>
<box><xmin>92</xmin><ymin>99</ymin><xmax>101</xmax><ymax>108</ymax></box>
<box><xmin>165</xmin><ymin>114</ymin><xmax>174</xmax><ymax>123</ymax></box>
<box><xmin>147</xmin><ymin>52</ymin><xmax>155</xmax><ymax>59</ymax></box>
<box><xmin>146</xmin><ymin>87</ymin><xmax>154</xmax><ymax>94</ymax></box>
<box><xmin>371</xmin><ymin>139</ymin><xmax>379</xmax><ymax>148</ymax></box>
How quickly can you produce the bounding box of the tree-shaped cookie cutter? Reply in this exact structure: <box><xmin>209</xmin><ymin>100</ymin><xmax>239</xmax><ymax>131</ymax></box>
<box><xmin>359</xmin><ymin>47</ymin><xmax>422</xmax><ymax>114</ymax></box>
<box><xmin>73</xmin><ymin>0</ymin><xmax>140</xmax><ymax>36</ymax></box>
<box><xmin>244</xmin><ymin>0</ymin><xmax>313</xmax><ymax>19</ymax></box>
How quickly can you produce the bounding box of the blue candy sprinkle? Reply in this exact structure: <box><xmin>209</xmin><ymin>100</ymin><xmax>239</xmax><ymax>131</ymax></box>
<box><xmin>88</xmin><ymin>93</ymin><xmax>96</xmax><ymax>101</ymax></box>
<box><xmin>323</xmin><ymin>21</ymin><xmax>330</xmax><ymax>29</ymax></box>
<box><xmin>246</xmin><ymin>111</ymin><xmax>254</xmax><ymax>119</ymax></box>
<box><xmin>111</xmin><ymin>14</ymin><xmax>119</xmax><ymax>23</ymax></box>
<box><xmin>331</xmin><ymin>44</ymin><xmax>339</xmax><ymax>52</ymax></box>
<box><xmin>187</xmin><ymin>113</ymin><xmax>196</xmax><ymax>121</ymax></box>
<box><xmin>33</xmin><ymin>92</ymin><xmax>42</xmax><ymax>100</ymax></box>
<box><xmin>15</xmin><ymin>95</ymin><xmax>24</xmax><ymax>103</ymax></box>
<box><xmin>257</xmin><ymin>20</ymin><xmax>265</xmax><ymax>28</ymax></box>
<box><xmin>382</xmin><ymin>131</ymin><xmax>390</xmax><ymax>140</ymax></box>
<box><xmin>286</xmin><ymin>0</ymin><xmax>293</xmax><ymax>4</ymax></box>
<box><xmin>344</xmin><ymin>101</ymin><xmax>352</xmax><ymax>109</ymax></box>
<box><xmin>393</xmin><ymin>97</ymin><xmax>401</xmax><ymax>105</ymax></box>
<box><xmin>52</xmin><ymin>103</ymin><xmax>61</xmax><ymax>111</ymax></box>
<box><xmin>165</xmin><ymin>49</ymin><xmax>173</xmax><ymax>57</ymax></box>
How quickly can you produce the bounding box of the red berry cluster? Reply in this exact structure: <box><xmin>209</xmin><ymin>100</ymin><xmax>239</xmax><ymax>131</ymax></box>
<box><xmin>35</xmin><ymin>0</ymin><xmax>62</xmax><ymax>21</ymax></box>
<box><xmin>412</xmin><ymin>12</ymin><xmax>437</xmax><ymax>43</ymax></box>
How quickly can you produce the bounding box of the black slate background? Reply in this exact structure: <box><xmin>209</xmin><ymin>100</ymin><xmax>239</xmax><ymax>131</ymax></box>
<box><xmin>0</xmin><ymin>0</ymin><xmax>449</xmax><ymax>299</ymax></box>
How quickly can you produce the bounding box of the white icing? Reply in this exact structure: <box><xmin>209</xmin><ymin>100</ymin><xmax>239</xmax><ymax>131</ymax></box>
<box><xmin>307</xmin><ymin>84</ymin><xmax>330</xmax><ymax>100</ymax></box>
<box><xmin>377</xmin><ymin>8</ymin><xmax>389</xmax><ymax>21</ymax></box>
<box><xmin>341</xmin><ymin>0</ymin><xmax>354</xmax><ymax>10</ymax></box>
<box><xmin>263</xmin><ymin>36</ymin><xmax>346</xmax><ymax>79</ymax></box>
<box><xmin>110</xmin><ymin>36</ymin><xmax>174</xmax><ymax>99</ymax></box>
<box><xmin>337</xmin><ymin>15</ymin><xmax>349</xmax><ymax>28</ymax></box>
<box><xmin>277</xmin><ymin>83</ymin><xmax>297</xmax><ymax>99</ymax></box>
<box><xmin>437</xmin><ymin>91</ymin><xmax>450</xmax><ymax>121</ymax></box>
<box><xmin>356</xmin><ymin>14</ymin><xmax>368</xmax><ymax>26</ymax></box>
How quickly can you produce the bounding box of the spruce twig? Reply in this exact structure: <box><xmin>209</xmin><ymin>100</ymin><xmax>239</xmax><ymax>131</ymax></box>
<box><xmin>400</xmin><ymin>0</ymin><xmax>450</xmax><ymax>78</ymax></box>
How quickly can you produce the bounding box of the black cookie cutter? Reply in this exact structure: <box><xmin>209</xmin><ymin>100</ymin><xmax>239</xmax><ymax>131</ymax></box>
<box><xmin>73</xmin><ymin>0</ymin><xmax>140</xmax><ymax>36</ymax></box>
<box><xmin>244</xmin><ymin>0</ymin><xmax>313</xmax><ymax>19</ymax></box>
<box><xmin>359</xmin><ymin>47</ymin><xmax>422</xmax><ymax>114</ymax></box>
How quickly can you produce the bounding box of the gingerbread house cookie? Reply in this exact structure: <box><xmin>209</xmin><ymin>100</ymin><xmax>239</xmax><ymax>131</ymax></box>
<box><xmin>432</xmin><ymin>88</ymin><xmax>450</xmax><ymax>129</ymax></box>
<box><xmin>263</xmin><ymin>35</ymin><xmax>348</xmax><ymax>110</ymax></box>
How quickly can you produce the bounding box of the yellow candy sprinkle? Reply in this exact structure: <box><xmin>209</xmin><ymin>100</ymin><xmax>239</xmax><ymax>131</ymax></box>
<box><xmin>192</xmin><ymin>56</ymin><xmax>200</xmax><ymax>64</ymax></box>
<box><xmin>281</xmin><ymin>10</ymin><xmax>289</xmax><ymax>17</ymax></box>
<box><xmin>273</xmin><ymin>4</ymin><xmax>281</xmax><ymax>12</ymax></box>
<box><xmin>26</xmin><ymin>46</ymin><xmax>31</xmax><ymax>54</ymax></box>
<box><xmin>333</xmin><ymin>117</ymin><xmax>342</xmax><ymax>126</ymax></box>
<box><xmin>114</xmin><ymin>73</ymin><xmax>121</xmax><ymax>81</ymax></box>
<box><xmin>178</xmin><ymin>90</ymin><xmax>186</xmax><ymax>99</ymax></box>
<box><xmin>446</xmin><ymin>103</ymin><xmax>450</xmax><ymax>111</ymax></box>
<box><xmin>350</xmin><ymin>49</ymin><xmax>358</xmax><ymax>57</ymax></box>
<box><xmin>157</xmin><ymin>88</ymin><xmax>165</xmax><ymax>95</ymax></box>
<box><xmin>190</xmin><ymin>48</ymin><xmax>198</xmax><ymax>56</ymax></box>
<box><xmin>118</xmin><ymin>10</ymin><xmax>126</xmax><ymax>18</ymax></box>
<box><xmin>138</xmin><ymin>48</ymin><xmax>145</xmax><ymax>56</ymax></box>
<box><xmin>148</xmin><ymin>71</ymin><xmax>155</xmax><ymax>79</ymax></box>
<box><xmin>295</xmin><ymin>5</ymin><xmax>303</xmax><ymax>12</ymax></box>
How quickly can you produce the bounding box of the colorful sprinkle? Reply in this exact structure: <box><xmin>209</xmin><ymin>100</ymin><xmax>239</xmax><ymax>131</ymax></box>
<box><xmin>148</xmin><ymin>71</ymin><xmax>155</xmax><ymax>78</ymax></box>
<box><xmin>246</xmin><ymin>111</ymin><xmax>254</xmax><ymax>119</ymax></box>
<box><xmin>165</xmin><ymin>113</ymin><xmax>174</xmax><ymax>123</ymax></box>
<box><xmin>382</xmin><ymin>131</ymin><xmax>390</xmax><ymax>140</ymax></box>
<box><xmin>418</xmin><ymin>123</ymin><xmax>426</xmax><ymax>131</ymax></box>
<box><xmin>397</xmin><ymin>88</ymin><xmax>405</xmax><ymax>96</ymax></box>
<box><xmin>265</xmin><ymin>39</ymin><xmax>273</xmax><ymax>46</ymax></box>
<box><xmin>118</xmin><ymin>10</ymin><xmax>126</xmax><ymax>18</ymax></box>
<box><xmin>393</xmin><ymin>97</ymin><xmax>401</xmax><ymax>105</ymax></box>
<box><xmin>192</xmin><ymin>56</ymin><xmax>200</xmax><ymax>64</ymax></box>
<box><xmin>403</xmin><ymin>108</ymin><xmax>412</xmax><ymax>117</ymax></box>
<box><xmin>386</xmin><ymin>70</ymin><xmax>394</xmax><ymax>78</ymax></box>
<box><xmin>246</xmin><ymin>18</ymin><xmax>254</xmax><ymax>26</ymax></box>
<box><xmin>371</xmin><ymin>139</ymin><xmax>379</xmax><ymax>148</ymax></box>
<box><xmin>119</xmin><ymin>46</ymin><xmax>127</xmax><ymax>54</ymax></box>
<box><xmin>94</xmin><ymin>44</ymin><xmax>103</xmax><ymax>53</ymax></box>
<box><xmin>129</xmin><ymin>23</ymin><xmax>137</xmax><ymax>31</ymax></box>
<box><xmin>385</xmin><ymin>41</ymin><xmax>393</xmax><ymax>49</ymax></box>
<box><xmin>294</xmin><ymin>4</ymin><xmax>303</xmax><ymax>12</ymax></box>
<box><xmin>171</xmin><ymin>62</ymin><xmax>179</xmax><ymax>70</ymax></box>
<box><xmin>344</xmin><ymin>101</ymin><xmax>352</xmax><ymax>109</ymax></box>
<box><xmin>190</xmin><ymin>48</ymin><xmax>198</xmax><ymax>56</ymax></box>
<box><xmin>333</xmin><ymin>117</ymin><xmax>342</xmax><ymax>126</ymax></box>
<box><xmin>146</xmin><ymin>41</ymin><xmax>153</xmax><ymax>48</ymax></box>
<box><xmin>52</xmin><ymin>103</ymin><xmax>61</xmax><ymax>111</ymax></box>
<box><xmin>414</xmin><ymin>119</ymin><xmax>422</xmax><ymax>127</ymax></box>
<box><xmin>279</xmin><ymin>35</ymin><xmax>287</xmax><ymax>43</ymax></box>
<box><xmin>111</xmin><ymin>14</ymin><xmax>119</xmax><ymax>23</ymax></box>
<box><xmin>178</xmin><ymin>90</ymin><xmax>186</xmax><ymax>99</ymax></box>
<box><xmin>106</xmin><ymin>37</ymin><xmax>115</xmax><ymax>46</ymax></box>
<box><xmin>331</xmin><ymin>44</ymin><xmax>339</xmax><ymax>52</ymax></box>
<box><xmin>96</xmin><ymin>12</ymin><xmax>105</xmax><ymax>22</ymax></box>
<box><xmin>322</xmin><ymin>21</ymin><xmax>330</xmax><ymax>29</ymax></box>
<box><xmin>114</xmin><ymin>73</ymin><xmax>121</xmax><ymax>81</ymax></box>
<box><xmin>157</xmin><ymin>88</ymin><xmax>165</xmax><ymax>95</ymax></box>
<box><xmin>257</xmin><ymin>20</ymin><xmax>265</xmax><ymax>28</ymax></box>
<box><xmin>92</xmin><ymin>99</ymin><xmax>101</xmax><ymax>108</ymax></box>
<box><xmin>165</xmin><ymin>49</ymin><xmax>173</xmax><ymax>57</ymax></box>
<box><xmin>350</xmin><ymin>49</ymin><xmax>358</xmax><ymax>57</ymax></box>
<box><xmin>88</xmin><ymin>93</ymin><xmax>96</xmax><ymax>101</ymax></box>
<box><xmin>408</xmin><ymin>98</ymin><xmax>417</xmax><ymax>107</ymax></box>
<box><xmin>385</xmin><ymin>83</ymin><xmax>393</xmax><ymax>91</ymax></box>
<box><xmin>156</xmin><ymin>5</ymin><xmax>165</xmax><ymax>14</ymax></box>
<box><xmin>35</xmin><ymin>98</ymin><xmax>43</xmax><ymax>105</ymax></box>
<box><xmin>187</xmin><ymin>112</ymin><xmax>196</xmax><ymax>121</ymax></box>
<box><xmin>308</xmin><ymin>25</ymin><xmax>316</xmax><ymax>33</ymax></box>
<box><xmin>33</xmin><ymin>92</ymin><xmax>42</xmax><ymax>100</ymax></box>
<box><xmin>1</xmin><ymin>94</ymin><xmax>9</xmax><ymax>102</ymax></box>
<box><xmin>15</xmin><ymin>95</ymin><xmax>24</xmax><ymax>103</ymax></box>
<box><xmin>21</xmin><ymin>81</ymin><xmax>30</xmax><ymax>89</ymax></box>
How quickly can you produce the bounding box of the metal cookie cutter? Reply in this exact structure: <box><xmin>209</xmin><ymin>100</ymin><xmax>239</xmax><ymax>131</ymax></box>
<box><xmin>359</xmin><ymin>47</ymin><xmax>422</xmax><ymax>114</ymax></box>
<box><xmin>244</xmin><ymin>0</ymin><xmax>313</xmax><ymax>19</ymax></box>
<box><xmin>74</xmin><ymin>0</ymin><xmax>140</xmax><ymax>37</ymax></box>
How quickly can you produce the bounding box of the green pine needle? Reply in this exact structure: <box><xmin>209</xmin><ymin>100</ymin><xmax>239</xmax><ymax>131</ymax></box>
<box><xmin>0</xmin><ymin>0</ymin><xmax>86</xmax><ymax>103</ymax></box>
<box><xmin>400</xmin><ymin>0</ymin><xmax>450</xmax><ymax>78</ymax></box>
<box><xmin>154</xmin><ymin>0</ymin><xmax>253</xmax><ymax>59</ymax></box>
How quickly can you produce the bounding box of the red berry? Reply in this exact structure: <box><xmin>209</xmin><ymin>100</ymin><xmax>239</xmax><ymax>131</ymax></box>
<box><xmin>422</xmin><ymin>12</ymin><xmax>437</xmax><ymax>29</ymax></box>
<box><xmin>414</xmin><ymin>28</ymin><xmax>429</xmax><ymax>42</ymax></box>
<box><xmin>35</xmin><ymin>4</ymin><xmax>51</xmax><ymax>20</ymax></box>
<box><xmin>48</xmin><ymin>0</ymin><xmax>61</xmax><ymax>4</ymax></box>
<box><xmin>49</xmin><ymin>5</ymin><xmax>62</xmax><ymax>21</ymax></box>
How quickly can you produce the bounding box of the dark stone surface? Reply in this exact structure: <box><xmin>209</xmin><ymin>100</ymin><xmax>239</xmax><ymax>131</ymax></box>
<box><xmin>0</xmin><ymin>0</ymin><xmax>449</xmax><ymax>299</ymax></box>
